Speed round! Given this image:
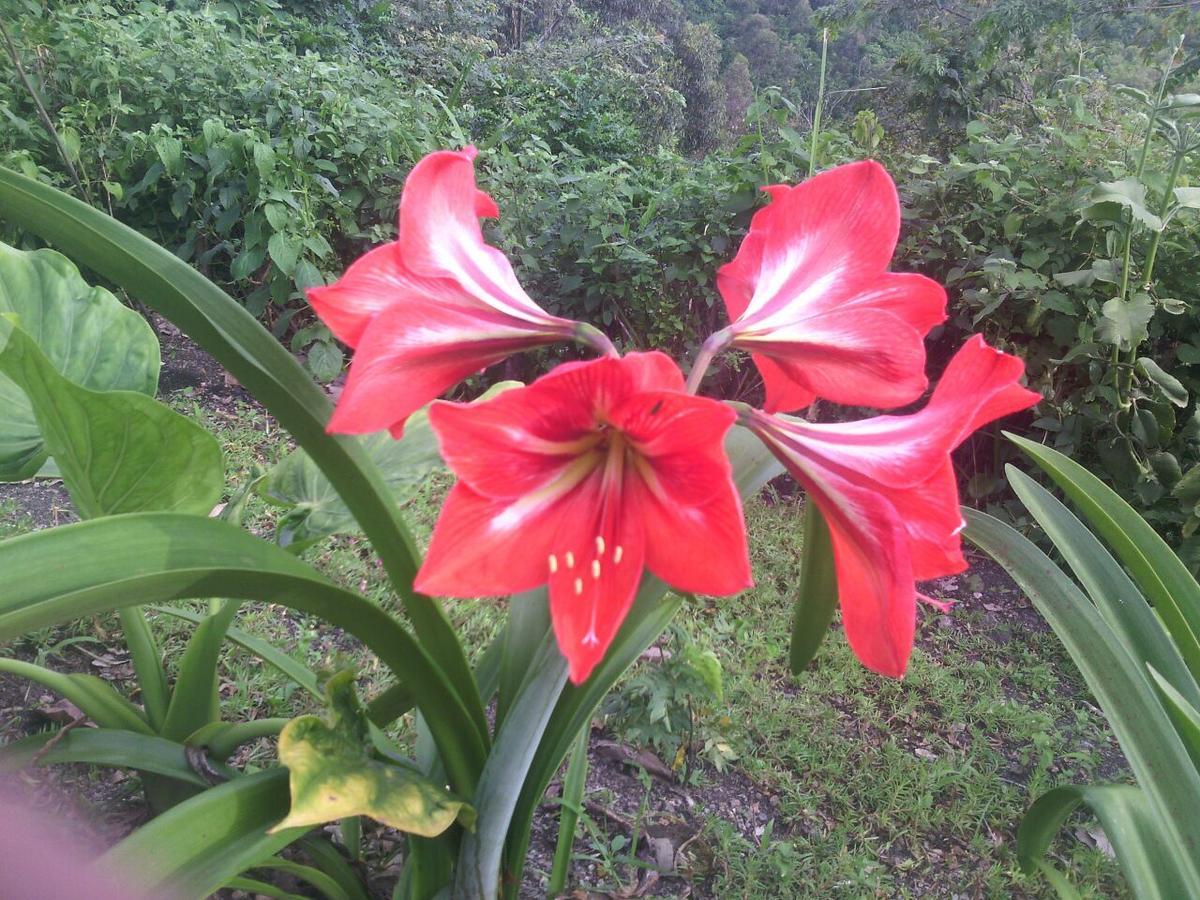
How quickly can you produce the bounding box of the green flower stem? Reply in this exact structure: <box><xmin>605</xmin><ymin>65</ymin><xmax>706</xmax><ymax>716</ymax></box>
<box><xmin>573</xmin><ymin>322</ymin><xmax>619</xmax><ymax>358</ymax></box>
<box><xmin>1119</xmin><ymin>148</ymin><xmax>1189</xmax><ymax>400</ymax></box>
<box><xmin>685</xmin><ymin>329</ymin><xmax>732</xmax><ymax>395</ymax></box>
<box><xmin>1142</xmin><ymin>150</ymin><xmax>1188</xmax><ymax>289</ymax></box>
<box><xmin>1113</xmin><ymin>39</ymin><xmax>1180</xmax><ymax>406</ymax></box>
<box><xmin>809</xmin><ymin>28</ymin><xmax>829</xmax><ymax>178</ymax></box>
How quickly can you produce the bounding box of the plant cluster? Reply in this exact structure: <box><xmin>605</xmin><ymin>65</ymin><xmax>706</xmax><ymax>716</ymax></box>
<box><xmin>0</xmin><ymin>135</ymin><xmax>1038</xmax><ymax>895</ymax></box>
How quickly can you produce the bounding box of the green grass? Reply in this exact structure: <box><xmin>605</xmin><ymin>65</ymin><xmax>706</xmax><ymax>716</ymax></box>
<box><xmin>0</xmin><ymin>498</ymin><xmax>31</xmax><ymax>539</ymax></box>
<box><xmin>0</xmin><ymin>397</ymin><xmax>1127</xmax><ymax>897</ymax></box>
<box><xmin>668</xmin><ymin>495</ymin><xmax>1124</xmax><ymax>897</ymax></box>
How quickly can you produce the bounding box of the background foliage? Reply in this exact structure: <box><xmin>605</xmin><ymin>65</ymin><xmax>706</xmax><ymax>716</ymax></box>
<box><xmin>3</xmin><ymin>0</ymin><xmax>1200</xmax><ymax>540</ymax></box>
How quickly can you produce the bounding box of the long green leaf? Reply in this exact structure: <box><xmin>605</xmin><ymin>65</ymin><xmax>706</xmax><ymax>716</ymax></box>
<box><xmin>473</xmin><ymin>626</ymin><xmax>506</xmax><ymax>705</ymax></box>
<box><xmin>150</xmin><ymin>603</ymin><xmax>322</xmax><ymax>700</ymax></box>
<box><xmin>495</xmin><ymin>589</ymin><xmax>551</xmax><ymax>733</ymax></box>
<box><xmin>364</xmin><ymin>682</ymin><xmax>415</xmax><ymax>729</ymax></box>
<box><xmin>1018</xmin><ymin>783</ymin><xmax>1191</xmax><ymax>899</ymax></box>
<box><xmin>0</xmin><ymin>726</ymin><xmax>228</xmax><ymax>786</ymax></box>
<box><xmin>117</xmin><ymin>606</ymin><xmax>170</xmax><ymax>732</ymax></box>
<box><xmin>964</xmin><ymin>508</ymin><xmax>1200</xmax><ymax>890</ymax></box>
<box><xmin>1007</xmin><ymin>467</ymin><xmax>1200</xmax><ymax>708</ymax></box>
<box><xmin>0</xmin><ymin>513</ymin><xmax>486</xmax><ymax>793</ymax></box>
<box><xmin>547</xmin><ymin>729</ymin><xmax>589</xmax><ymax>896</ymax></box>
<box><xmin>1008</xmin><ymin>432</ymin><xmax>1200</xmax><ymax>676</ymax></box>
<box><xmin>297</xmin><ymin>836</ymin><xmax>372</xmax><ymax>900</ymax></box>
<box><xmin>251</xmin><ymin>856</ymin><xmax>350</xmax><ymax>900</ymax></box>
<box><xmin>0</xmin><ymin>167</ymin><xmax>486</xmax><ymax>760</ymax></box>
<box><xmin>99</xmin><ymin>768</ymin><xmax>304</xmax><ymax>897</ymax></box>
<box><xmin>160</xmin><ymin>600</ymin><xmax>242</xmax><ymax>742</ymax></box>
<box><xmin>0</xmin><ymin>657</ymin><xmax>149</xmax><ymax>733</ymax></box>
<box><xmin>190</xmin><ymin>718</ymin><xmax>289</xmax><ymax>763</ymax></box>
<box><xmin>727</xmin><ymin>424</ymin><xmax>785</xmax><ymax>497</ymax></box>
<box><xmin>501</xmin><ymin>576</ymin><xmax>682</xmax><ymax>896</ymax></box>
<box><xmin>789</xmin><ymin>500</ymin><xmax>838</xmax><ymax>674</ymax></box>
<box><xmin>1148</xmin><ymin>666</ymin><xmax>1200</xmax><ymax>772</ymax></box>
<box><xmin>456</xmin><ymin>632</ymin><xmax>568</xmax><ymax>899</ymax></box>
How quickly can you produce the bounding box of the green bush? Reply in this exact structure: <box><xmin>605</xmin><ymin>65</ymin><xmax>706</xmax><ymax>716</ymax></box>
<box><xmin>1</xmin><ymin>2</ymin><xmax>460</xmax><ymax>374</ymax></box>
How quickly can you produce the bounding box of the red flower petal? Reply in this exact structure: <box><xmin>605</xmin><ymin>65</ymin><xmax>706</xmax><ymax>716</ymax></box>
<box><xmin>886</xmin><ymin>462</ymin><xmax>969</xmax><ymax>580</ymax></box>
<box><xmin>427</xmin><ymin>393</ymin><xmax>601</xmax><ymax>501</ymax></box>
<box><xmin>304</xmin><ymin>244</ymin><xmax>442</xmax><ymax>349</ymax></box>
<box><xmin>718</xmin><ymin>164</ymin><xmax>902</xmax><ymax>322</ymax></box>
<box><xmin>615</xmin><ymin>390</ymin><xmax>751</xmax><ymax>594</ymax></box>
<box><xmin>812</xmin><ymin>477</ymin><xmax>916</xmax><ymax>677</ymax></box>
<box><xmin>774</xmin><ymin>335</ymin><xmax>1042</xmax><ymax>488</ymax></box>
<box><xmin>397</xmin><ymin>147</ymin><xmax>563</xmax><ymax>326</ymax></box>
<box><xmin>743</xmin><ymin>338</ymin><xmax>1039</xmax><ymax>676</ymax></box>
<box><xmin>414</xmin><ymin>481</ymin><xmax>565</xmax><ymax>598</ymax></box>
<box><xmin>718</xmin><ymin>161</ymin><xmax>947</xmax><ymax>412</ymax></box>
<box><xmin>748</xmin><ymin>353</ymin><xmax>816</xmax><ymax>415</ymax></box>
<box><xmin>547</xmin><ymin>474</ymin><xmax>647</xmax><ymax>685</ymax></box>
<box><xmin>741</xmin><ymin>297</ymin><xmax>934</xmax><ymax>412</ymax></box>
<box><xmin>417</xmin><ymin>353</ymin><xmax>751</xmax><ymax>684</ymax></box>
<box><xmin>620</xmin><ymin>350</ymin><xmax>688</xmax><ymax>393</ymax></box>
<box><xmin>311</xmin><ymin>147</ymin><xmax>579</xmax><ymax>436</ymax></box>
<box><xmin>327</xmin><ymin>301</ymin><xmax>563</xmax><ymax>436</ymax></box>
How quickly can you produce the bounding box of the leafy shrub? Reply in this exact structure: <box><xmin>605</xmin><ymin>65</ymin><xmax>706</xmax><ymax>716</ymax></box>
<box><xmin>1</xmin><ymin>2</ymin><xmax>460</xmax><ymax>374</ymax></box>
<box><xmin>896</xmin><ymin>72</ymin><xmax>1200</xmax><ymax>558</ymax></box>
<box><xmin>601</xmin><ymin>624</ymin><xmax>737</xmax><ymax>775</ymax></box>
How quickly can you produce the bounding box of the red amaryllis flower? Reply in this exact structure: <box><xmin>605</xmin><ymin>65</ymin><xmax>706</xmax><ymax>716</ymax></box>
<box><xmin>414</xmin><ymin>352</ymin><xmax>753</xmax><ymax>684</ymax></box>
<box><xmin>308</xmin><ymin>146</ymin><xmax>585</xmax><ymax>437</ymax></box>
<box><xmin>741</xmin><ymin>336</ymin><xmax>1040</xmax><ymax>676</ymax></box>
<box><xmin>713</xmin><ymin>160</ymin><xmax>947</xmax><ymax>413</ymax></box>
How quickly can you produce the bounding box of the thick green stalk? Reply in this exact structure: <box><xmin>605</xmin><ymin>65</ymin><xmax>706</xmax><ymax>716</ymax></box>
<box><xmin>808</xmin><ymin>28</ymin><xmax>829</xmax><ymax>178</ymax></box>
<box><xmin>574</xmin><ymin>322</ymin><xmax>619</xmax><ymax>358</ymax></box>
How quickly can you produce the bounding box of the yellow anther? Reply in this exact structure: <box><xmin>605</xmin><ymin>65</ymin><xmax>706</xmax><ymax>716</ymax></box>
<box><xmin>565</xmin><ymin>551</ymin><xmax>575</xmax><ymax>569</ymax></box>
<box><xmin>591</xmin><ymin>560</ymin><xmax>601</xmax><ymax>579</ymax></box>
<box><xmin>573</xmin><ymin>577</ymin><xmax>583</xmax><ymax>595</ymax></box>
<box><xmin>595</xmin><ymin>536</ymin><xmax>606</xmax><ymax>555</ymax></box>
<box><xmin>548</xmin><ymin>554</ymin><xmax>558</xmax><ymax>573</ymax></box>
<box><xmin>613</xmin><ymin>545</ymin><xmax>624</xmax><ymax>564</ymax></box>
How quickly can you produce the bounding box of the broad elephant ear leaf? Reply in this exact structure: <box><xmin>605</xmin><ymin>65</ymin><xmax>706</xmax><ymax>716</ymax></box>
<box><xmin>0</xmin><ymin>242</ymin><xmax>160</xmax><ymax>480</ymax></box>
<box><xmin>273</xmin><ymin>671</ymin><xmax>474</xmax><ymax>836</ymax></box>
<box><xmin>261</xmin><ymin>381</ymin><xmax>521</xmax><ymax>550</ymax></box>
<box><xmin>0</xmin><ymin>320</ymin><xmax>222</xmax><ymax>518</ymax></box>
<box><xmin>262</xmin><ymin>413</ymin><xmax>442</xmax><ymax>550</ymax></box>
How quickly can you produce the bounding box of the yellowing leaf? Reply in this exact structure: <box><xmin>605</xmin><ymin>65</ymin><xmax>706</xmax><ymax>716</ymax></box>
<box><xmin>271</xmin><ymin>671</ymin><xmax>473</xmax><ymax>836</ymax></box>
